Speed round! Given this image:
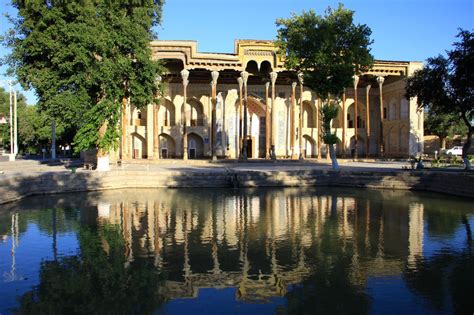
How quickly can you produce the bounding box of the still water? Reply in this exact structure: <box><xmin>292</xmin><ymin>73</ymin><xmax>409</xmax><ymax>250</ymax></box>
<box><xmin>0</xmin><ymin>188</ymin><xmax>473</xmax><ymax>314</ymax></box>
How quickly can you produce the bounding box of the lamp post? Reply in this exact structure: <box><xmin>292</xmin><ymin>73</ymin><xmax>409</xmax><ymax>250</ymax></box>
<box><xmin>0</xmin><ymin>80</ymin><xmax>17</xmax><ymax>161</ymax></box>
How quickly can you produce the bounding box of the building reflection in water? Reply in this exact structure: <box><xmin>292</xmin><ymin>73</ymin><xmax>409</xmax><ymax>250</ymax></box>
<box><xmin>93</xmin><ymin>188</ymin><xmax>425</xmax><ymax>302</ymax></box>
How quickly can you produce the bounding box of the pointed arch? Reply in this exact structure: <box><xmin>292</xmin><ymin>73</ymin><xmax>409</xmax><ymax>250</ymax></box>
<box><xmin>303</xmin><ymin>135</ymin><xmax>316</xmax><ymax>158</ymax></box>
<box><xmin>161</xmin><ymin>99</ymin><xmax>176</xmax><ymax>126</ymax></box>
<box><xmin>187</xmin><ymin>132</ymin><xmax>204</xmax><ymax>159</ymax></box>
<box><xmin>131</xmin><ymin>132</ymin><xmax>147</xmax><ymax>159</ymax></box>
<box><xmin>302</xmin><ymin>101</ymin><xmax>316</xmax><ymax>128</ymax></box>
<box><xmin>159</xmin><ymin>133</ymin><xmax>176</xmax><ymax>158</ymax></box>
<box><xmin>188</xmin><ymin>98</ymin><xmax>204</xmax><ymax>126</ymax></box>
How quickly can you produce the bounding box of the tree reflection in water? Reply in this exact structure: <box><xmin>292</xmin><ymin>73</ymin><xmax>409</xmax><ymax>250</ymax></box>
<box><xmin>15</xmin><ymin>224</ymin><xmax>164</xmax><ymax>314</ymax></box>
<box><xmin>2</xmin><ymin>188</ymin><xmax>473</xmax><ymax>314</ymax></box>
<box><xmin>403</xmin><ymin>215</ymin><xmax>474</xmax><ymax>314</ymax></box>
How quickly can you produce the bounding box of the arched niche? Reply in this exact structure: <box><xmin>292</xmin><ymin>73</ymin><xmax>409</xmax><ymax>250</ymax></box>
<box><xmin>188</xmin><ymin>132</ymin><xmax>204</xmax><ymax>159</ymax></box>
<box><xmin>188</xmin><ymin>98</ymin><xmax>204</xmax><ymax>126</ymax></box>
<box><xmin>159</xmin><ymin>133</ymin><xmax>176</xmax><ymax>158</ymax></box>
<box><xmin>131</xmin><ymin>132</ymin><xmax>147</xmax><ymax>159</ymax></box>
<box><xmin>161</xmin><ymin>99</ymin><xmax>176</xmax><ymax>126</ymax></box>
<box><xmin>303</xmin><ymin>101</ymin><xmax>316</xmax><ymax>128</ymax></box>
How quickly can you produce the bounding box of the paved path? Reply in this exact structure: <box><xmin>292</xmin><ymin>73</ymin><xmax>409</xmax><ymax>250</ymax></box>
<box><xmin>0</xmin><ymin>157</ymin><xmax>468</xmax><ymax>178</ymax></box>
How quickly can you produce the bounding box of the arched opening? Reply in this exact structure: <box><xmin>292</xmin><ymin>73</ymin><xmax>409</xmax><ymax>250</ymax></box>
<box><xmin>260</xmin><ymin>60</ymin><xmax>272</xmax><ymax>75</ymax></box>
<box><xmin>247</xmin><ymin>96</ymin><xmax>267</xmax><ymax>158</ymax></box>
<box><xmin>131</xmin><ymin>132</ymin><xmax>147</xmax><ymax>159</ymax></box>
<box><xmin>303</xmin><ymin>101</ymin><xmax>316</xmax><ymax>128</ymax></box>
<box><xmin>245</xmin><ymin>60</ymin><xmax>259</xmax><ymax>74</ymax></box>
<box><xmin>347</xmin><ymin>102</ymin><xmax>365</xmax><ymax>128</ymax></box>
<box><xmin>388</xmin><ymin>126</ymin><xmax>399</xmax><ymax>154</ymax></box>
<box><xmin>399</xmin><ymin>126</ymin><xmax>409</xmax><ymax>154</ymax></box>
<box><xmin>400</xmin><ymin>99</ymin><xmax>409</xmax><ymax>119</ymax></box>
<box><xmin>389</xmin><ymin>99</ymin><xmax>398</xmax><ymax>120</ymax></box>
<box><xmin>159</xmin><ymin>133</ymin><xmax>176</xmax><ymax>158</ymax></box>
<box><xmin>188</xmin><ymin>132</ymin><xmax>204</xmax><ymax>159</ymax></box>
<box><xmin>132</xmin><ymin>107</ymin><xmax>147</xmax><ymax>126</ymax></box>
<box><xmin>161</xmin><ymin>99</ymin><xmax>176</xmax><ymax>126</ymax></box>
<box><xmin>188</xmin><ymin>98</ymin><xmax>204</xmax><ymax>126</ymax></box>
<box><xmin>303</xmin><ymin>135</ymin><xmax>316</xmax><ymax>158</ymax></box>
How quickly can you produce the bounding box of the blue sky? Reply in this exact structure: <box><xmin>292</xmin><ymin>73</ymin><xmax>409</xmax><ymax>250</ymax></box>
<box><xmin>1</xmin><ymin>0</ymin><xmax>473</xmax><ymax>104</ymax></box>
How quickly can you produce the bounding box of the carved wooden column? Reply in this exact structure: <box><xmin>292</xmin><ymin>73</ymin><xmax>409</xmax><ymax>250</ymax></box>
<box><xmin>181</xmin><ymin>69</ymin><xmax>189</xmax><ymax>160</ymax></box>
<box><xmin>342</xmin><ymin>88</ymin><xmax>346</xmax><ymax>158</ymax></box>
<box><xmin>317</xmin><ymin>98</ymin><xmax>322</xmax><ymax>159</ymax></box>
<box><xmin>290</xmin><ymin>81</ymin><xmax>297</xmax><ymax>159</ymax></box>
<box><xmin>211</xmin><ymin>71</ymin><xmax>219</xmax><ymax>161</ymax></box>
<box><xmin>297</xmin><ymin>73</ymin><xmax>304</xmax><ymax>160</ymax></box>
<box><xmin>265</xmin><ymin>80</ymin><xmax>270</xmax><ymax>159</ymax></box>
<box><xmin>237</xmin><ymin>77</ymin><xmax>243</xmax><ymax>157</ymax></box>
<box><xmin>270</xmin><ymin>71</ymin><xmax>278</xmax><ymax>160</ymax></box>
<box><xmin>377</xmin><ymin>76</ymin><xmax>385</xmax><ymax>157</ymax></box>
<box><xmin>353</xmin><ymin>75</ymin><xmax>359</xmax><ymax>159</ymax></box>
<box><xmin>153</xmin><ymin>75</ymin><xmax>161</xmax><ymax>160</ymax></box>
<box><xmin>366</xmin><ymin>84</ymin><xmax>371</xmax><ymax>158</ymax></box>
<box><xmin>241</xmin><ymin>71</ymin><xmax>249</xmax><ymax>160</ymax></box>
<box><xmin>121</xmin><ymin>83</ymin><xmax>128</xmax><ymax>160</ymax></box>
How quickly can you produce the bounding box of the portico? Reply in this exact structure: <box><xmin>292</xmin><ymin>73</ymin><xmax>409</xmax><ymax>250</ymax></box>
<box><xmin>120</xmin><ymin>40</ymin><xmax>423</xmax><ymax>160</ymax></box>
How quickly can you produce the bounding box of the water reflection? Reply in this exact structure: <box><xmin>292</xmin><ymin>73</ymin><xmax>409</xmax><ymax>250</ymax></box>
<box><xmin>0</xmin><ymin>188</ymin><xmax>473</xmax><ymax>314</ymax></box>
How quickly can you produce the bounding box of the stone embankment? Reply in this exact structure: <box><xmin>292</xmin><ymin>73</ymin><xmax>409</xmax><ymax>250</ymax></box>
<box><xmin>1</xmin><ymin>167</ymin><xmax>473</xmax><ymax>204</ymax></box>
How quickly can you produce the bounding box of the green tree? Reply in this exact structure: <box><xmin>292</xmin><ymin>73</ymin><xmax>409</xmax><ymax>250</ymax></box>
<box><xmin>424</xmin><ymin>110</ymin><xmax>466</xmax><ymax>150</ymax></box>
<box><xmin>406</xmin><ymin>30</ymin><xmax>473</xmax><ymax>170</ymax></box>
<box><xmin>276</xmin><ymin>5</ymin><xmax>373</xmax><ymax>169</ymax></box>
<box><xmin>3</xmin><ymin>1</ymin><xmax>164</xmax><ymax>162</ymax></box>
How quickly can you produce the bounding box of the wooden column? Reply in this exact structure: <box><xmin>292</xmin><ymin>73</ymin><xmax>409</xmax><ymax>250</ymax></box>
<box><xmin>270</xmin><ymin>71</ymin><xmax>278</xmax><ymax>160</ymax></box>
<box><xmin>353</xmin><ymin>75</ymin><xmax>359</xmax><ymax>159</ymax></box>
<box><xmin>153</xmin><ymin>75</ymin><xmax>161</xmax><ymax>160</ymax></box>
<box><xmin>366</xmin><ymin>84</ymin><xmax>371</xmax><ymax>158</ymax></box>
<box><xmin>290</xmin><ymin>81</ymin><xmax>297</xmax><ymax>159</ymax></box>
<box><xmin>181</xmin><ymin>69</ymin><xmax>189</xmax><ymax>160</ymax></box>
<box><xmin>237</xmin><ymin>77</ymin><xmax>243</xmax><ymax>157</ymax></box>
<box><xmin>342</xmin><ymin>89</ymin><xmax>346</xmax><ymax>158</ymax></box>
<box><xmin>121</xmin><ymin>91</ymin><xmax>128</xmax><ymax>160</ymax></box>
<box><xmin>317</xmin><ymin>98</ymin><xmax>321</xmax><ymax>159</ymax></box>
<box><xmin>241</xmin><ymin>71</ymin><xmax>249</xmax><ymax>160</ymax></box>
<box><xmin>377</xmin><ymin>76</ymin><xmax>385</xmax><ymax>157</ymax></box>
<box><xmin>265</xmin><ymin>81</ymin><xmax>270</xmax><ymax>159</ymax></box>
<box><xmin>297</xmin><ymin>73</ymin><xmax>304</xmax><ymax>160</ymax></box>
<box><xmin>211</xmin><ymin>71</ymin><xmax>219</xmax><ymax>161</ymax></box>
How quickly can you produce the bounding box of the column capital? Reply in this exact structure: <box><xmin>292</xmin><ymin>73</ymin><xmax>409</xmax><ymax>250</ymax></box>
<box><xmin>366</xmin><ymin>84</ymin><xmax>371</xmax><ymax>93</ymax></box>
<box><xmin>353</xmin><ymin>74</ymin><xmax>359</xmax><ymax>88</ymax></box>
<box><xmin>181</xmin><ymin>69</ymin><xmax>189</xmax><ymax>87</ymax></box>
<box><xmin>211</xmin><ymin>70</ymin><xmax>219</xmax><ymax>86</ymax></box>
<box><xmin>270</xmin><ymin>71</ymin><xmax>278</xmax><ymax>85</ymax></box>
<box><xmin>265</xmin><ymin>81</ymin><xmax>270</xmax><ymax>90</ymax></box>
<box><xmin>297</xmin><ymin>72</ymin><xmax>304</xmax><ymax>85</ymax></box>
<box><xmin>376</xmin><ymin>76</ymin><xmax>385</xmax><ymax>87</ymax></box>
<box><xmin>240</xmin><ymin>71</ymin><xmax>249</xmax><ymax>86</ymax></box>
<box><xmin>291</xmin><ymin>81</ymin><xmax>297</xmax><ymax>90</ymax></box>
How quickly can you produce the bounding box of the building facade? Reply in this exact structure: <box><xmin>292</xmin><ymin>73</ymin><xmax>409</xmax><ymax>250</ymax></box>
<box><xmin>120</xmin><ymin>40</ymin><xmax>423</xmax><ymax>160</ymax></box>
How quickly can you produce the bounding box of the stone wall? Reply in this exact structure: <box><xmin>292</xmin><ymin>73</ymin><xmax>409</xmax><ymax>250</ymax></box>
<box><xmin>0</xmin><ymin>170</ymin><xmax>472</xmax><ymax>205</ymax></box>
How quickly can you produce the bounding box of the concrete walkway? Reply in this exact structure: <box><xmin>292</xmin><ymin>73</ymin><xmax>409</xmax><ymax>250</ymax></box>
<box><xmin>0</xmin><ymin>157</ymin><xmax>469</xmax><ymax>178</ymax></box>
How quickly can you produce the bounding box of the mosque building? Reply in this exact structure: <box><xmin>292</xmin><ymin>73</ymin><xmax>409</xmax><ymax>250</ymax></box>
<box><xmin>120</xmin><ymin>40</ymin><xmax>423</xmax><ymax>160</ymax></box>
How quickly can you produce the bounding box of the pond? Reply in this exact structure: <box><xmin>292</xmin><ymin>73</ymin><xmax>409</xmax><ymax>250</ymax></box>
<box><xmin>0</xmin><ymin>187</ymin><xmax>473</xmax><ymax>314</ymax></box>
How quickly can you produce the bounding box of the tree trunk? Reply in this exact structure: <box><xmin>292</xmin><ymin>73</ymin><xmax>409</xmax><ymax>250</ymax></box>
<box><xmin>462</xmin><ymin>127</ymin><xmax>472</xmax><ymax>171</ymax></box>
<box><xmin>329</xmin><ymin>144</ymin><xmax>339</xmax><ymax>171</ymax></box>
<box><xmin>96</xmin><ymin>121</ymin><xmax>110</xmax><ymax>171</ymax></box>
<box><xmin>439</xmin><ymin>136</ymin><xmax>446</xmax><ymax>150</ymax></box>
